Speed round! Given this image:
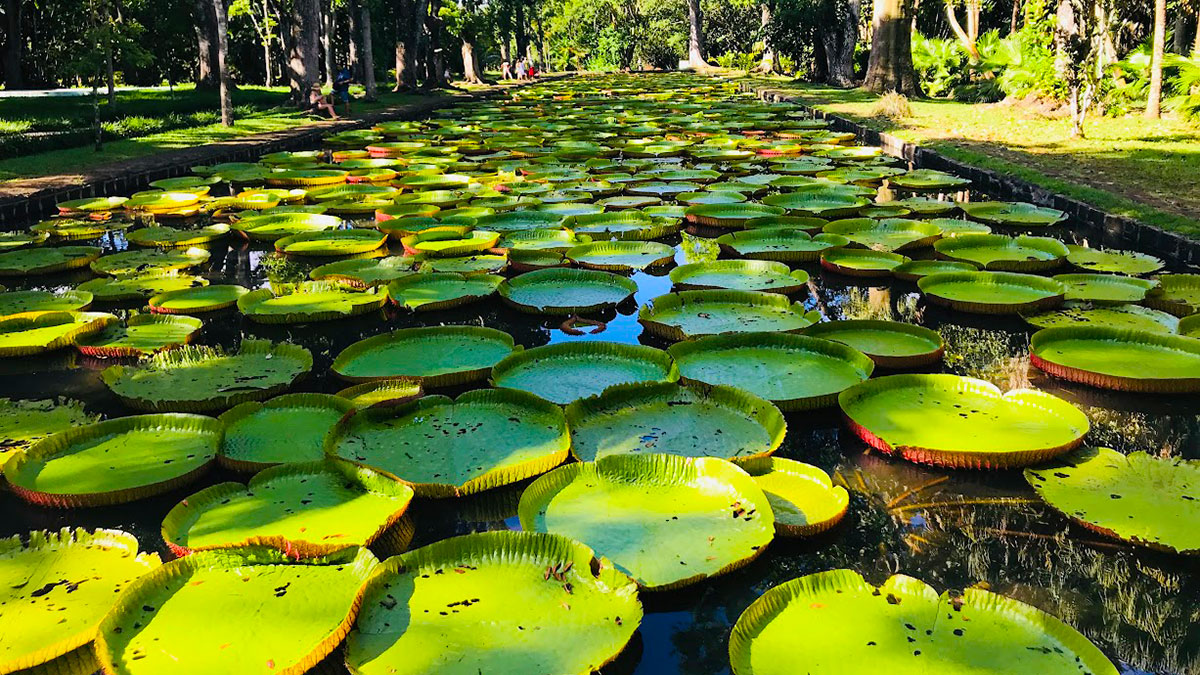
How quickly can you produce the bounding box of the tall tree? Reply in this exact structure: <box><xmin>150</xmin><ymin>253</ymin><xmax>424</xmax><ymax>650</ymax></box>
<box><xmin>213</xmin><ymin>0</ymin><xmax>234</xmax><ymax>125</ymax></box>
<box><xmin>194</xmin><ymin>0</ymin><xmax>218</xmax><ymax>87</ymax></box>
<box><xmin>394</xmin><ymin>0</ymin><xmax>419</xmax><ymax>90</ymax></box>
<box><xmin>514</xmin><ymin>0</ymin><xmax>527</xmax><ymax>59</ymax></box>
<box><xmin>684</xmin><ymin>0</ymin><xmax>708</xmax><ymax>68</ymax></box>
<box><xmin>1146</xmin><ymin>0</ymin><xmax>1166</xmax><ymax>118</ymax></box>
<box><xmin>757</xmin><ymin>1</ymin><xmax>776</xmax><ymax>73</ymax></box>
<box><xmin>863</xmin><ymin>0</ymin><xmax>921</xmax><ymax>94</ymax></box>
<box><xmin>824</xmin><ymin>0</ymin><xmax>860</xmax><ymax>86</ymax></box>
<box><xmin>1055</xmin><ymin>0</ymin><xmax>1100</xmax><ymax>137</ymax></box>
<box><xmin>3</xmin><ymin>0</ymin><xmax>23</xmax><ymax>89</ymax></box>
<box><xmin>359</xmin><ymin>0</ymin><xmax>375</xmax><ymax>99</ymax></box>
<box><xmin>231</xmin><ymin>0</ymin><xmax>276</xmax><ymax>86</ymax></box>
<box><xmin>287</xmin><ymin>0</ymin><xmax>320</xmax><ymax>100</ymax></box>
<box><xmin>322</xmin><ymin>0</ymin><xmax>335</xmax><ymax>87</ymax></box>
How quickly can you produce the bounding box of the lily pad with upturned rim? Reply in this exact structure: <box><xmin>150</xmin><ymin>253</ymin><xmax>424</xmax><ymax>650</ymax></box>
<box><xmin>728</xmin><ymin>569</ymin><xmax>1118</xmax><ymax>675</ymax></box>
<box><xmin>275</xmin><ymin>229</ymin><xmax>387</xmax><ymax>257</ymax></box>
<box><xmin>1022</xmin><ymin>302</ymin><xmax>1179</xmax><ymax>332</ymax></box>
<box><xmin>568</xmin><ymin>212</ymin><xmax>679</xmax><ymax>241</ymax></box>
<box><xmin>230</xmin><ymin>213</ymin><xmax>343</xmax><ymax>241</ymax></box>
<box><xmin>1145</xmin><ymin>274</ymin><xmax>1200</xmax><ymax>317</ymax></box>
<box><xmin>57</xmin><ymin>196</ymin><xmax>128</xmax><ymax>214</ymax></box>
<box><xmin>838</xmin><ymin>373</ymin><xmax>1089</xmax><ymax>469</ymax></box>
<box><xmin>639</xmin><ymin>290</ymin><xmax>821</xmax><ymax>340</ymax></box>
<box><xmin>344</xmin><ymin>531</ymin><xmax>641</xmax><ymax>675</ymax></box>
<box><xmin>400</xmin><ymin>229</ymin><xmax>499</xmax><ymax>257</ymax></box>
<box><xmin>1025</xmin><ymin>447</ymin><xmax>1200</xmax><ymax>554</ymax></box>
<box><xmin>934</xmin><ymin>234</ymin><xmax>1068</xmax><ymax>272</ymax></box>
<box><xmin>564</xmin><ymin>380</ymin><xmax>785</xmax><ymax>462</ymax></box>
<box><xmin>125</xmin><ymin>224</ymin><xmax>229</xmax><ymax>248</ymax></box>
<box><xmin>819</xmin><ymin>249</ymin><xmax>910</xmax><ymax>277</ymax></box>
<box><xmin>804</xmin><ymin>320</ymin><xmax>945</xmax><ymax>369</ymax></box>
<box><xmin>761</xmin><ymin>191</ymin><xmax>870</xmax><ymax>218</ymax></box>
<box><xmin>918</xmin><ymin>271</ymin><xmax>1066</xmax><ymax>315</ymax></box>
<box><xmin>1053</xmin><ymin>273</ymin><xmax>1159</xmax><ymax>304</ymax></box>
<box><xmin>30</xmin><ymin>219</ymin><xmax>128</xmax><ymax>241</ymax></box>
<box><xmin>1029</xmin><ymin>326</ymin><xmax>1200</xmax><ymax>393</ymax></box>
<box><xmin>0</xmin><ymin>311</ymin><xmax>116</xmax><ymax>357</ymax></box>
<box><xmin>3</xmin><ymin>413</ymin><xmax>220</xmax><ymax>507</ymax></box>
<box><xmin>926</xmin><ymin>217</ymin><xmax>990</xmax><ymax>236</ymax></box>
<box><xmin>667</xmin><ymin>332</ymin><xmax>873</xmax><ymax>411</ymax></box>
<box><xmin>326</xmin><ymin>388</ymin><xmax>569</xmax><ymax>498</ymax></box>
<box><xmin>147</xmin><ymin>285</ymin><xmax>249</xmax><ymax>314</ymax></box>
<box><xmin>670</xmin><ymin>260</ymin><xmax>810</xmax><ymax>294</ymax></box>
<box><xmin>886</xmin><ymin>168</ymin><xmax>971</xmax><ymax>192</ymax></box>
<box><xmin>498</xmin><ymin>268</ymin><xmax>637</xmax><ymax>315</ymax></box>
<box><xmin>310</xmin><ymin>256</ymin><xmax>416</xmax><ymax>288</ymax></box>
<box><xmin>161</xmin><ymin>458</ymin><xmax>414</xmax><ymax>557</ymax></box>
<box><xmin>684</xmin><ymin>203</ymin><xmax>787</xmax><ymax>228</ymax></box>
<box><xmin>237</xmin><ymin>283</ymin><xmax>387</xmax><ymax>324</ymax></box>
<box><xmin>892</xmin><ymin>260</ymin><xmax>978</xmax><ymax>282</ymax></box>
<box><xmin>0</xmin><ymin>230</ymin><xmax>49</xmax><ymax>251</ymax></box>
<box><xmin>416</xmin><ymin>253</ymin><xmax>508</xmax><ymax>275</ymax></box>
<box><xmin>1181</xmin><ymin>314</ymin><xmax>1200</xmax><ymax>337</ymax></box>
<box><xmin>717</xmin><ymin>229</ymin><xmax>849</xmax><ymax>263</ymax></box>
<box><xmin>566</xmin><ymin>241</ymin><xmax>675</xmax><ymax>272</ymax></box>
<box><xmin>75</xmin><ymin>314</ymin><xmax>203</xmax><ymax>357</ymax></box>
<box><xmin>217</xmin><ymin>393</ymin><xmax>355</xmax><ymax>472</ymax></box>
<box><xmin>959</xmin><ymin>200</ymin><xmax>1068</xmax><ymax>226</ymax></box>
<box><xmin>739</xmin><ymin>457</ymin><xmax>849</xmax><ymax>537</ymax></box>
<box><xmin>78</xmin><ymin>273</ymin><xmax>209</xmax><ymax>303</ymax></box>
<box><xmin>517</xmin><ymin>454</ymin><xmax>775</xmax><ymax>591</ymax></box>
<box><xmin>385</xmin><ymin>272</ymin><xmax>502</xmax><ymax>311</ymax></box>
<box><xmin>821</xmin><ymin>218</ymin><xmax>941</xmax><ymax>251</ymax></box>
<box><xmin>1065</xmin><ymin>245</ymin><xmax>1164</xmax><ymax>275</ymax></box>
<box><xmin>331</xmin><ymin>325</ymin><xmax>518</xmax><ymax>386</ymax></box>
<box><xmin>490</xmin><ymin>341</ymin><xmax>679</xmax><ymax>405</ymax></box>
<box><xmin>0</xmin><ymin>398</ymin><xmax>97</xmax><ymax>466</ymax></box>
<box><xmin>0</xmin><ymin>246</ymin><xmax>102</xmax><ymax>277</ymax></box>
<box><xmin>90</xmin><ymin>247</ymin><xmax>211</xmax><ymax>277</ymax></box>
<box><xmin>0</xmin><ymin>290</ymin><xmax>93</xmax><ymax>317</ymax></box>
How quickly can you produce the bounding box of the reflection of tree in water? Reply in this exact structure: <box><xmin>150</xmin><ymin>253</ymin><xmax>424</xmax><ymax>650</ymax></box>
<box><xmin>832</xmin><ymin>285</ymin><xmax>921</xmax><ymax>323</ymax></box>
<box><xmin>1079</xmin><ymin>405</ymin><xmax>1200</xmax><ymax>459</ymax></box>
<box><xmin>678</xmin><ymin>232</ymin><xmax>719</xmax><ymax>264</ymax></box>
<box><xmin>939</xmin><ymin>323</ymin><xmax>1031</xmax><ymax>389</ymax></box>
<box><xmin>257</xmin><ymin>251</ymin><xmax>313</xmax><ymax>285</ymax></box>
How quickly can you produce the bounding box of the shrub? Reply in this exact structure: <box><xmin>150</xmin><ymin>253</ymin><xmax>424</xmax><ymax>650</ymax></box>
<box><xmin>871</xmin><ymin>91</ymin><xmax>913</xmax><ymax>119</ymax></box>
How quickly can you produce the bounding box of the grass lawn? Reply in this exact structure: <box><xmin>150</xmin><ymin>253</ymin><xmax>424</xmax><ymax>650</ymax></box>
<box><xmin>734</xmin><ymin>75</ymin><xmax>1200</xmax><ymax>238</ymax></box>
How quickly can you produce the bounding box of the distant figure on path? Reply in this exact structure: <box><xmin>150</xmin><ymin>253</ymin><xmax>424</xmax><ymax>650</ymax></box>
<box><xmin>501</xmin><ymin>61</ymin><xmax>513</xmax><ymax>79</ymax></box>
<box><xmin>333</xmin><ymin>67</ymin><xmax>354</xmax><ymax>114</ymax></box>
<box><xmin>515</xmin><ymin>58</ymin><xmax>526</xmax><ymax>80</ymax></box>
<box><xmin>307</xmin><ymin>84</ymin><xmax>338</xmax><ymax>119</ymax></box>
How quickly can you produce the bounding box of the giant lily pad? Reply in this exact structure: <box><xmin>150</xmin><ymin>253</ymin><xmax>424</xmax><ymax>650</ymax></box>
<box><xmin>685</xmin><ymin>203</ymin><xmax>786</xmax><ymax>228</ymax></box>
<box><xmin>218</xmin><ymin>394</ymin><xmax>353</xmax><ymax>472</ymax></box>
<box><xmin>1022</xmin><ymin>302</ymin><xmax>1179</xmax><ymax>332</ymax></box>
<box><xmin>0</xmin><ymin>246</ymin><xmax>102</xmax><ymax>276</ymax></box>
<box><xmin>919</xmin><ymin>271</ymin><xmax>1066</xmax><ymax>315</ymax></box>
<box><xmin>344</xmin><ymin>531</ymin><xmax>641</xmax><ymax>675</ymax></box>
<box><xmin>803</xmin><ymin>320</ymin><xmax>944</xmax><ymax>368</ymax></box>
<box><xmin>497</xmin><ymin>228</ymin><xmax>590</xmax><ymax>251</ymax></box>
<box><xmin>1145</xmin><ymin>274</ymin><xmax>1200</xmax><ymax>317</ymax></box>
<box><xmin>0</xmin><ymin>311</ymin><xmax>115</xmax><ymax>357</ymax></box>
<box><xmin>275</xmin><ymin>229</ymin><xmax>387</xmax><ymax>257</ymax></box>
<box><xmin>1053</xmin><ymin>273</ymin><xmax>1158</xmax><ymax>304</ymax></box>
<box><xmin>75</xmin><ymin>314</ymin><xmax>203</xmax><ymax>357</ymax></box>
<box><xmin>237</xmin><ymin>283</ymin><xmax>387</xmax><ymax>323</ymax></box>
<box><xmin>0</xmin><ymin>230</ymin><xmax>49</xmax><ymax>251</ymax></box>
<box><xmin>667</xmin><ymin>332</ymin><xmax>873</xmax><ymax>411</ymax></box>
<box><xmin>886</xmin><ymin>168</ymin><xmax>971</xmax><ymax>191</ymax></box>
<box><xmin>326</xmin><ymin>389</ymin><xmax>569</xmax><ymax>497</ymax></box>
<box><xmin>0</xmin><ymin>529</ymin><xmax>160</xmax><ymax>675</ymax></box>
<box><xmin>1026</xmin><ymin>447</ymin><xmax>1200</xmax><ymax>554</ymax></box>
<box><xmin>717</xmin><ymin>229</ymin><xmax>849</xmax><ymax>263</ymax></box>
<box><xmin>729</xmin><ymin>569</ymin><xmax>1117</xmax><ymax>675</ymax></box>
<box><xmin>892</xmin><ymin>260</ymin><xmax>978</xmax><ymax>281</ymax></box>
<box><xmin>934</xmin><ymin>234</ymin><xmax>1068</xmax><ymax>272</ymax></box>
<box><xmin>147</xmin><ymin>285</ymin><xmax>249</xmax><ymax>314</ymax></box>
<box><xmin>739</xmin><ymin>457</ymin><xmax>848</xmax><ymax>537</ymax></box>
<box><xmin>101</xmin><ymin>340</ymin><xmax>313</xmax><ymax>412</ymax></box>
<box><xmin>838</xmin><ymin>374</ymin><xmax>1088</xmax><ymax>468</ymax></box>
<box><xmin>819</xmin><ymin>249</ymin><xmax>910</xmax><ymax>277</ymax></box>
<box><xmin>670</xmin><ymin>260</ymin><xmax>810</xmax><ymax>294</ymax></box>
<box><xmin>125</xmin><ymin>224</ymin><xmax>229</xmax><ymax>248</ymax></box>
<box><xmin>332</xmin><ymin>325</ymin><xmax>518</xmax><ymax>386</ymax></box>
<box><xmin>927</xmin><ymin>217</ymin><xmax>990</xmax><ymax>236</ymax></box>
<box><xmin>0</xmin><ymin>398</ymin><xmax>96</xmax><ymax>465</ymax></box>
<box><xmin>230</xmin><ymin>213</ymin><xmax>343</xmax><ymax>241</ymax></box>
<box><xmin>416</xmin><ymin>253</ymin><xmax>508</xmax><ymax>275</ymax></box>
<box><xmin>517</xmin><ymin>455</ymin><xmax>775</xmax><ymax>590</ymax></box>
<box><xmin>498</xmin><ymin>268</ymin><xmax>637</xmax><ymax>315</ymax></box>
<box><xmin>30</xmin><ymin>219</ymin><xmax>128</xmax><ymax>241</ymax></box>
<box><xmin>474</xmin><ymin>210</ymin><xmax>566</xmax><ymax>233</ymax></box>
<box><xmin>95</xmin><ymin>547</ymin><xmax>377</xmax><ymax>675</ymax></box>
<box><xmin>639</xmin><ymin>290</ymin><xmax>820</xmax><ymax>340</ymax></box>
<box><xmin>1065</xmin><ymin>245</ymin><xmax>1164</xmax><ymax>275</ymax></box>
<box><xmin>569</xmin><ymin>212</ymin><xmax>678</xmax><ymax>241</ymax></box>
<box><xmin>386</xmin><ymin>272</ymin><xmax>502</xmax><ymax>311</ymax></box>
<box><xmin>822</xmin><ymin>218</ymin><xmax>941</xmax><ymax>251</ymax></box>
<box><xmin>1181</xmin><ymin>314</ymin><xmax>1200</xmax><ymax>337</ymax></box>
<box><xmin>761</xmin><ymin>191</ymin><xmax>870</xmax><ymax>218</ymax></box>
<box><xmin>90</xmin><ymin>247</ymin><xmax>211</xmax><ymax>277</ymax></box>
<box><xmin>0</xmin><ymin>290</ymin><xmax>92</xmax><ymax>317</ymax></box>
<box><xmin>311</xmin><ymin>256</ymin><xmax>416</xmax><ymax>288</ymax></box>
<box><xmin>490</xmin><ymin>341</ymin><xmax>679</xmax><ymax>405</ymax></box>
<box><xmin>162</xmin><ymin>459</ymin><xmax>413</xmax><ymax>557</ymax></box>
<box><xmin>400</xmin><ymin>229</ymin><xmax>499</xmax><ymax>257</ymax></box>
<box><xmin>566</xmin><ymin>241</ymin><xmax>675</xmax><ymax>272</ymax></box>
<box><xmin>1030</xmin><ymin>326</ymin><xmax>1200</xmax><ymax>393</ymax></box>
<box><xmin>4</xmin><ymin>414</ymin><xmax>220</xmax><ymax>507</ymax></box>
<box><xmin>564</xmin><ymin>380</ymin><xmax>785</xmax><ymax>462</ymax></box>
<box><xmin>78</xmin><ymin>273</ymin><xmax>209</xmax><ymax>302</ymax></box>
<box><xmin>959</xmin><ymin>200</ymin><xmax>1068</xmax><ymax>226</ymax></box>
<box><xmin>335</xmin><ymin>380</ymin><xmax>423</xmax><ymax>410</ymax></box>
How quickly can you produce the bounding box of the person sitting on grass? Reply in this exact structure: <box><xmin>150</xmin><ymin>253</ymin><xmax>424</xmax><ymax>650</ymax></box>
<box><xmin>307</xmin><ymin>83</ymin><xmax>338</xmax><ymax>119</ymax></box>
<box><xmin>333</xmin><ymin>67</ymin><xmax>354</xmax><ymax>114</ymax></box>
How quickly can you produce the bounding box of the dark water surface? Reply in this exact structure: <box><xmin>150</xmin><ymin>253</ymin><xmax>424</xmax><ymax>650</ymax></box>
<box><xmin>3</xmin><ymin>78</ymin><xmax>1198</xmax><ymax>675</ymax></box>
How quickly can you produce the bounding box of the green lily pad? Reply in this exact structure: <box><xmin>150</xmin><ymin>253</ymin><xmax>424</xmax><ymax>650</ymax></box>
<box><xmin>327</xmin><ymin>389</ymin><xmax>569</xmax><ymax>497</ymax></box>
<box><xmin>926</xmin><ymin>217</ymin><xmax>990</xmax><ymax>235</ymax></box>
<box><xmin>640</xmin><ymin>290</ymin><xmax>820</xmax><ymax>340</ymax></box>
<box><xmin>57</xmin><ymin>196</ymin><xmax>128</xmax><ymax>213</ymax></box>
<box><xmin>400</xmin><ymin>229</ymin><xmax>499</xmax><ymax>257</ymax></box>
<box><xmin>565</xmin><ymin>380</ymin><xmax>785</xmax><ymax>462</ymax></box>
<box><xmin>838</xmin><ymin>374</ymin><xmax>1088</xmax><ymax>468</ymax></box>
<box><xmin>740</xmin><ymin>457</ymin><xmax>848</xmax><ymax>537</ymax></box>
<box><xmin>1030</xmin><ymin>326</ymin><xmax>1200</xmax><ymax>393</ymax></box>
<box><xmin>678</xmin><ymin>190</ymin><xmax>749</xmax><ymax>206</ymax></box>
<box><xmin>1065</xmin><ymin>245</ymin><xmax>1164</xmax><ymax>275</ymax></box>
<box><xmin>265</xmin><ymin>168</ymin><xmax>350</xmax><ymax>186</ymax></box>
<box><xmin>1146</xmin><ymin>274</ymin><xmax>1200</xmax><ymax>317</ymax></box>
<box><xmin>416</xmin><ymin>253</ymin><xmax>508</xmax><ymax>275</ymax></box>
<box><xmin>819</xmin><ymin>248</ymin><xmax>910</xmax><ymax>277</ymax></box>
<box><xmin>237</xmin><ymin>283</ymin><xmax>387</xmax><ymax>324</ymax></box>
<box><xmin>497</xmin><ymin>228</ymin><xmax>588</xmax><ymax>251</ymax></box>
<box><xmin>934</xmin><ymin>234</ymin><xmax>1067</xmax><ymax>272</ymax></box>
<box><xmin>743</xmin><ymin>215</ymin><xmax>828</xmax><ymax>232</ymax></box>
<box><xmin>275</xmin><ymin>229</ymin><xmax>387</xmax><ymax>257</ymax></box>
<box><xmin>310</xmin><ymin>256</ymin><xmax>416</xmax><ymax>288</ymax></box>
<box><xmin>892</xmin><ymin>260</ymin><xmax>978</xmax><ymax>281</ymax></box>
<box><xmin>218</xmin><ymin>394</ymin><xmax>354</xmax><ymax>472</ymax></box>
<box><xmin>95</xmin><ymin>547</ymin><xmax>377</xmax><ymax>675</ymax></box>
<box><xmin>1023</xmin><ymin>302</ymin><xmax>1180</xmax><ymax>332</ymax></box>
<box><xmin>919</xmin><ymin>271</ymin><xmax>1066</xmax><ymax>315</ymax></box>
<box><xmin>0</xmin><ymin>230</ymin><xmax>49</xmax><ymax>250</ymax></box>
<box><xmin>1053</xmin><ymin>273</ymin><xmax>1159</xmax><ymax>304</ymax></box>
<box><xmin>90</xmin><ymin>247</ymin><xmax>211</xmax><ymax>277</ymax></box>
<box><xmin>667</xmin><ymin>332</ymin><xmax>873</xmax><ymax>411</ymax></box>
<box><xmin>566</xmin><ymin>241</ymin><xmax>675</xmax><ymax>272</ymax></box>
<box><xmin>31</xmin><ymin>219</ymin><xmax>129</xmax><ymax>241</ymax></box>
<box><xmin>761</xmin><ymin>191</ymin><xmax>870</xmax><ymax>218</ymax></box>
<box><xmin>0</xmin><ymin>397</ymin><xmax>96</xmax><ymax>465</ymax></box>
<box><xmin>0</xmin><ymin>290</ymin><xmax>92</xmax><ymax>317</ymax></box>
<box><xmin>729</xmin><ymin>569</ymin><xmax>1117</xmax><ymax>675</ymax></box>
<box><xmin>822</xmin><ymin>218</ymin><xmax>941</xmax><ymax>251</ymax></box>
<box><xmin>230</xmin><ymin>213</ymin><xmax>343</xmax><ymax>241</ymax></box>
<box><xmin>75</xmin><ymin>314</ymin><xmax>203</xmax><ymax>357</ymax></box>
<box><xmin>335</xmin><ymin>380</ymin><xmax>424</xmax><ymax>410</ymax></box>
<box><xmin>0</xmin><ymin>246</ymin><xmax>102</xmax><ymax>276</ymax></box>
<box><xmin>386</xmin><ymin>272</ymin><xmax>502</xmax><ymax>311</ymax></box>
<box><xmin>1026</xmin><ymin>447</ymin><xmax>1200</xmax><ymax>554</ymax></box>
<box><xmin>162</xmin><ymin>459</ymin><xmax>413</xmax><ymax>556</ymax></box>
<box><xmin>147</xmin><ymin>285</ymin><xmax>249</xmax><ymax>314</ymax></box>
<box><xmin>332</xmin><ymin>326</ymin><xmax>518</xmax><ymax>386</ymax></box>
<box><xmin>959</xmin><ymin>200</ymin><xmax>1068</xmax><ymax>226</ymax></box>
<box><xmin>344</xmin><ymin>531</ymin><xmax>641</xmax><ymax>675</ymax></box>
<box><xmin>685</xmin><ymin>203</ymin><xmax>787</xmax><ymax>228</ymax></box>
<box><xmin>1181</xmin><ymin>314</ymin><xmax>1200</xmax><ymax>337</ymax></box>
<box><xmin>670</xmin><ymin>260</ymin><xmax>810</xmax><ymax>293</ymax></box>
<box><xmin>887</xmin><ymin>168</ymin><xmax>971</xmax><ymax>191</ymax></box>
<box><xmin>498</xmin><ymin>268</ymin><xmax>637</xmax><ymax>315</ymax></box>
<box><xmin>518</xmin><ymin>454</ymin><xmax>775</xmax><ymax>590</ymax></box>
<box><xmin>4</xmin><ymin>414</ymin><xmax>220</xmax><ymax>507</ymax></box>
<box><xmin>374</xmin><ymin>203</ymin><xmax>442</xmax><ymax>221</ymax></box>
<box><xmin>717</xmin><ymin>229</ymin><xmax>849</xmax><ymax>263</ymax></box>
<box><xmin>569</xmin><ymin>212</ymin><xmax>679</xmax><ymax>241</ymax></box>
<box><xmin>0</xmin><ymin>311</ymin><xmax>115</xmax><ymax>357</ymax></box>
<box><xmin>0</xmin><ymin>529</ymin><xmax>160</xmax><ymax>675</ymax></box>
<box><xmin>474</xmin><ymin>211</ymin><xmax>566</xmax><ymax>233</ymax></box>
<box><xmin>101</xmin><ymin>340</ymin><xmax>313</xmax><ymax>412</ymax></box>
<box><xmin>125</xmin><ymin>224</ymin><xmax>230</xmax><ymax>248</ymax></box>
<box><xmin>490</xmin><ymin>341</ymin><xmax>679</xmax><ymax>405</ymax></box>
<box><xmin>79</xmin><ymin>273</ymin><xmax>209</xmax><ymax>302</ymax></box>
<box><xmin>804</xmin><ymin>320</ymin><xmax>945</xmax><ymax>368</ymax></box>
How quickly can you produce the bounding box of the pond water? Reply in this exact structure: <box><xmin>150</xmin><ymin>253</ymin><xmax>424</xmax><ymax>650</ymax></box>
<box><xmin>2</xmin><ymin>74</ymin><xmax>1198</xmax><ymax>675</ymax></box>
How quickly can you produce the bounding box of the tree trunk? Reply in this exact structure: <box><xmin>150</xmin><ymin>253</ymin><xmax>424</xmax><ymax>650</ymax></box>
<box><xmin>1172</xmin><ymin>9</ymin><xmax>1187</xmax><ymax>55</ymax></box>
<box><xmin>812</xmin><ymin>34</ymin><xmax>829</xmax><ymax>82</ymax></box>
<box><xmin>359</xmin><ymin>0</ymin><xmax>376</xmax><ymax>100</ymax></box>
<box><xmin>106</xmin><ymin>38</ymin><xmax>115</xmax><ymax>105</ymax></box>
<box><xmin>758</xmin><ymin>2</ymin><xmax>776</xmax><ymax>73</ymax></box>
<box><xmin>194</xmin><ymin>0</ymin><xmax>218</xmax><ymax>88</ymax></box>
<box><xmin>864</xmin><ymin>0</ymin><xmax>921</xmax><ymax>95</ymax></box>
<box><xmin>1146</xmin><ymin>0</ymin><xmax>1165</xmax><ymax>118</ymax></box>
<box><xmin>213</xmin><ymin>0</ymin><xmax>234</xmax><ymax>125</ymax></box>
<box><xmin>348</xmin><ymin>0</ymin><xmax>361</xmax><ymax>78</ymax></box>
<box><xmin>2</xmin><ymin>0</ymin><xmax>23</xmax><ymax>89</ymax></box>
<box><xmin>426</xmin><ymin>2</ymin><xmax>447</xmax><ymax>87</ymax></box>
<box><xmin>515</xmin><ymin>1</ymin><xmax>527</xmax><ymax>59</ymax></box>
<box><xmin>945</xmin><ymin>1</ymin><xmax>982</xmax><ymax>60</ymax></box>
<box><xmin>461</xmin><ymin>40</ymin><xmax>482</xmax><ymax>83</ymax></box>
<box><xmin>823</xmin><ymin>0</ymin><xmax>859</xmax><ymax>86</ymax></box>
<box><xmin>322</xmin><ymin>1</ymin><xmax>335</xmax><ymax>88</ymax></box>
<box><xmin>394</xmin><ymin>0</ymin><xmax>418</xmax><ymax>90</ymax></box>
<box><xmin>1010</xmin><ymin>0</ymin><xmax>1021</xmax><ymax>34</ymax></box>
<box><xmin>287</xmin><ymin>0</ymin><xmax>321</xmax><ymax>102</ymax></box>
<box><xmin>684</xmin><ymin>0</ymin><xmax>708</xmax><ymax>67</ymax></box>
<box><xmin>1194</xmin><ymin>3</ymin><xmax>1200</xmax><ymax>56</ymax></box>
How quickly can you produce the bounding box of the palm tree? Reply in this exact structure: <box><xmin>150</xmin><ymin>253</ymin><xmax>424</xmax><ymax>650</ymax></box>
<box><xmin>213</xmin><ymin>0</ymin><xmax>234</xmax><ymax>126</ymax></box>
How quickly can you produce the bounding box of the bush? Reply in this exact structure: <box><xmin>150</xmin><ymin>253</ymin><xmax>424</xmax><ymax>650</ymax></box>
<box><xmin>871</xmin><ymin>91</ymin><xmax>912</xmax><ymax>119</ymax></box>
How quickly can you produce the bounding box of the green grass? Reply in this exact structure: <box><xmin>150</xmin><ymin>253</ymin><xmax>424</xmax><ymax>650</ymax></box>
<box><xmin>0</xmin><ymin>88</ymin><xmax>432</xmax><ymax>183</ymax></box>
<box><xmin>735</xmin><ymin>75</ymin><xmax>1200</xmax><ymax>238</ymax></box>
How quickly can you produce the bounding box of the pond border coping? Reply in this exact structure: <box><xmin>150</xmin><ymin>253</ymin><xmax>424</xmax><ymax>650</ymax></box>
<box><xmin>734</xmin><ymin>80</ymin><xmax>1200</xmax><ymax>269</ymax></box>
